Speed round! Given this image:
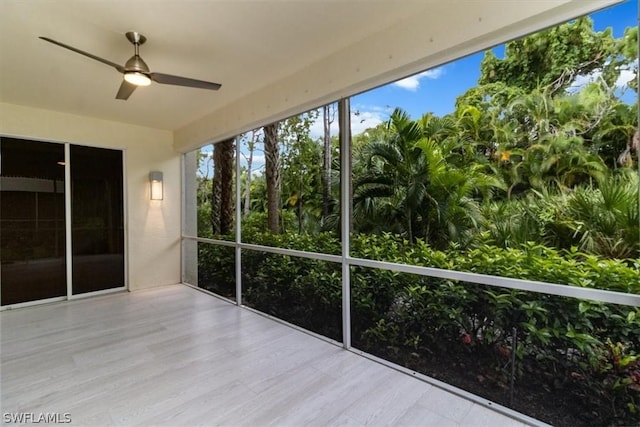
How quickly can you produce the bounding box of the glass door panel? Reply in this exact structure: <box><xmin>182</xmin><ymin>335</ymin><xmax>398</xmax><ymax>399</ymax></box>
<box><xmin>0</xmin><ymin>138</ymin><xmax>67</xmax><ymax>305</ymax></box>
<box><xmin>70</xmin><ymin>145</ymin><xmax>124</xmax><ymax>294</ymax></box>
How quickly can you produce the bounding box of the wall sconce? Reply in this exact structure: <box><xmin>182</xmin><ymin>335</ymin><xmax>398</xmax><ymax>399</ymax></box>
<box><xmin>149</xmin><ymin>171</ymin><xmax>163</xmax><ymax>200</ymax></box>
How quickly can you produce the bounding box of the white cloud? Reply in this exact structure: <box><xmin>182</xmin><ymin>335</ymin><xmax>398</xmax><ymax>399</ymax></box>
<box><xmin>616</xmin><ymin>67</ymin><xmax>636</xmax><ymax>88</ymax></box>
<box><xmin>299</xmin><ymin>105</ymin><xmax>388</xmax><ymax>139</ymax></box>
<box><xmin>308</xmin><ymin>108</ymin><xmax>339</xmax><ymax>140</ymax></box>
<box><xmin>393</xmin><ymin>68</ymin><xmax>445</xmax><ymax>91</ymax></box>
<box><xmin>568</xmin><ymin>60</ymin><xmax>638</xmax><ymax>93</ymax></box>
<box><xmin>351</xmin><ymin>109</ymin><xmax>385</xmax><ymax>135</ymax></box>
<box><xmin>568</xmin><ymin>72</ymin><xmax>599</xmax><ymax>92</ymax></box>
<box><xmin>240</xmin><ymin>154</ymin><xmax>265</xmax><ymax>174</ymax></box>
<box><xmin>309</xmin><ymin>119</ymin><xmax>324</xmax><ymax>140</ymax></box>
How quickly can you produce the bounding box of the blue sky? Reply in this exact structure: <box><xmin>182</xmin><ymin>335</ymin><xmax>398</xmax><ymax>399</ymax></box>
<box><xmin>350</xmin><ymin>0</ymin><xmax>638</xmax><ymax>133</ymax></box>
<box><xmin>201</xmin><ymin>1</ymin><xmax>637</xmax><ymax>176</ymax></box>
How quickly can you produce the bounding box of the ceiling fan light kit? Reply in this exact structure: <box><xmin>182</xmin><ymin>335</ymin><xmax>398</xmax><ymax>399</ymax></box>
<box><xmin>124</xmin><ymin>72</ymin><xmax>151</xmax><ymax>86</ymax></box>
<box><xmin>39</xmin><ymin>31</ymin><xmax>221</xmax><ymax>100</ymax></box>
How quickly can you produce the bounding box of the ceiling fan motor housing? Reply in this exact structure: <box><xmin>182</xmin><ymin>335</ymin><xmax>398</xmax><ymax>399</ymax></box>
<box><xmin>124</xmin><ymin>32</ymin><xmax>150</xmax><ymax>74</ymax></box>
<box><xmin>125</xmin><ymin>55</ymin><xmax>150</xmax><ymax>74</ymax></box>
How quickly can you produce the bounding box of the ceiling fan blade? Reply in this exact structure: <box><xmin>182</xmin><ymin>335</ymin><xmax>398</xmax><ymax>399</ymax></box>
<box><xmin>39</xmin><ymin>36</ymin><xmax>124</xmax><ymax>73</ymax></box>
<box><xmin>150</xmin><ymin>72</ymin><xmax>221</xmax><ymax>90</ymax></box>
<box><xmin>115</xmin><ymin>80</ymin><xmax>137</xmax><ymax>100</ymax></box>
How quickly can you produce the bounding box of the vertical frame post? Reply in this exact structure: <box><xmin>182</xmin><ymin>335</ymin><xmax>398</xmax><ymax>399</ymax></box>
<box><xmin>180</xmin><ymin>153</ymin><xmax>186</xmax><ymax>284</ymax></box>
<box><xmin>64</xmin><ymin>143</ymin><xmax>73</xmax><ymax>298</ymax></box>
<box><xmin>339</xmin><ymin>98</ymin><xmax>352</xmax><ymax>349</ymax></box>
<box><xmin>235</xmin><ymin>136</ymin><xmax>242</xmax><ymax>306</ymax></box>
<box><xmin>122</xmin><ymin>149</ymin><xmax>129</xmax><ymax>291</ymax></box>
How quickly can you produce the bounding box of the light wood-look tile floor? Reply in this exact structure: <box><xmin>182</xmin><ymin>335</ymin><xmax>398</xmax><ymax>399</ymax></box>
<box><xmin>1</xmin><ymin>285</ymin><xmax>534</xmax><ymax>426</ymax></box>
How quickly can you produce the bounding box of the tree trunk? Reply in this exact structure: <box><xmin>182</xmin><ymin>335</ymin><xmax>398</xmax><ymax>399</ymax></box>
<box><xmin>243</xmin><ymin>130</ymin><xmax>257</xmax><ymax>218</ymax></box>
<box><xmin>407</xmin><ymin>206</ymin><xmax>413</xmax><ymax>243</ymax></box>
<box><xmin>264</xmin><ymin>123</ymin><xmax>280</xmax><ymax>233</ymax></box>
<box><xmin>212</xmin><ymin>138</ymin><xmax>234</xmax><ymax>235</ymax></box>
<box><xmin>322</xmin><ymin>105</ymin><xmax>333</xmax><ymax>221</ymax></box>
<box><xmin>211</xmin><ymin>156</ymin><xmax>221</xmax><ymax>235</ymax></box>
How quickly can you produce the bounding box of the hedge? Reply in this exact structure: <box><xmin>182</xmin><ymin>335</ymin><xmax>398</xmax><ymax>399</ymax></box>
<box><xmin>198</xmin><ymin>231</ymin><xmax>639</xmax><ymax>425</ymax></box>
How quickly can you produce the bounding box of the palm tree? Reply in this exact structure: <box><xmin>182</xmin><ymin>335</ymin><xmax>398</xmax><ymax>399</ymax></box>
<box><xmin>353</xmin><ymin>108</ymin><xmax>427</xmax><ymax>242</ymax></box>
<box><xmin>593</xmin><ymin>104</ymin><xmax>637</xmax><ymax>168</ymax></box>
<box><xmin>212</xmin><ymin>138</ymin><xmax>234</xmax><ymax>235</ymax></box>
<box><xmin>242</xmin><ymin>130</ymin><xmax>259</xmax><ymax>218</ymax></box>
<box><xmin>322</xmin><ymin>104</ymin><xmax>336</xmax><ymax>221</ymax></box>
<box><xmin>482</xmin><ymin>170</ymin><xmax>639</xmax><ymax>259</ymax></box>
<box><xmin>415</xmin><ymin>138</ymin><xmax>504</xmax><ymax>247</ymax></box>
<box><xmin>502</xmin><ymin>87</ymin><xmax>610</xmax><ymax>196</ymax></box>
<box><xmin>565</xmin><ymin>170</ymin><xmax>639</xmax><ymax>258</ymax></box>
<box><xmin>264</xmin><ymin>123</ymin><xmax>280</xmax><ymax>233</ymax></box>
<box><xmin>513</xmin><ymin>134</ymin><xmax>607</xmax><ymax>193</ymax></box>
<box><xmin>353</xmin><ymin>108</ymin><xmax>503</xmax><ymax>247</ymax></box>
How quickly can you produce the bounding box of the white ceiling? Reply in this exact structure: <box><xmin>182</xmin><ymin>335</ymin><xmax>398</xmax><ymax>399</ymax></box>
<box><xmin>1</xmin><ymin>0</ymin><xmax>623</xmax><ymax>143</ymax></box>
<box><xmin>0</xmin><ymin>0</ymin><xmax>429</xmax><ymax>131</ymax></box>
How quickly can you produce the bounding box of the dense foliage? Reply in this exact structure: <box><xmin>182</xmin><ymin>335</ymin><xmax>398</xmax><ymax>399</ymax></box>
<box><xmin>195</xmin><ymin>15</ymin><xmax>640</xmax><ymax>427</ymax></box>
<box><xmin>198</xmin><ymin>231</ymin><xmax>639</xmax><ymax>426</ymax></box>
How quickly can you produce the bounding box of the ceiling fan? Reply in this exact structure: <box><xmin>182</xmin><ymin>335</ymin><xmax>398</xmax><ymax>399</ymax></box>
<box><xmin>39</xmin><ymin>31</ymin><xmax>221</xmax><ymax>100</ymax></box>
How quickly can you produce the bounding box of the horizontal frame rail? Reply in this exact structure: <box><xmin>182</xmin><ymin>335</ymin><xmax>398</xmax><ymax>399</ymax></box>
<box><xmin>181</xmin><ymin>236</ymin><xmax>640</xmax><ymax>307</ymax></box>
<box><xmin>182</xmin><ymin>235</ymin><xmax>236</xmax><ymax>247</ymax></box>
<box><xmin>348</xmin><ymin>256</ymin><xmax>640</xmax><ymax>307</ymax></box>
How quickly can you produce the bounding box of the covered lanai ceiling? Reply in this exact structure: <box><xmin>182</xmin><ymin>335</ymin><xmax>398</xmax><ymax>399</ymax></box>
<box><xmin>0</xmin><ymin>0</ymin><xmax>622</xmax><ymax>150</ymax></box>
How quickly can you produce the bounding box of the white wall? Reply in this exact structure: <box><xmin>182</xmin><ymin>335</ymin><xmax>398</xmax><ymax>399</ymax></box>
<box><xmin>0</xmin><ymin>102</ymin><xmax>180</xmax><ymax>291</ymax></box>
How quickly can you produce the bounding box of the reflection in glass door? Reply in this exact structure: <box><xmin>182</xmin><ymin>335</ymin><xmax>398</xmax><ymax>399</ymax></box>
<box><xmin>70</xmin><ymin>145</ymin><xmax>124</xmax><ymax>295</ymax></box>
<box><xmin>1</xmin><ymin>138</ymin><xmax>126</xmax><ymax>306</ymax></box>
<box><xmin>0</xmin><ymin>138</ymin><xmax>67</xmax><ymax>305</ymax></box>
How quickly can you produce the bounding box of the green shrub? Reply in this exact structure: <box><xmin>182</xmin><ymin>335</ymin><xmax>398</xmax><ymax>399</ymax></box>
<box><xmin>480</xmin><ymin>171</ymin><xmax>639</xmax><ymax>259</ymax></box>
<box><xmin>198</xmin><ymin>230</ymin><xmax>640</xmax><ymax>425</ymax></box>
<box><xmin>351</xmin><ymin>233</ymin><xmax>639</xmax><ymax>425</ymax></box>
<box><xmin>198</xmin><ymin>244</ymin><xmax>235</xmax><ymax>297</ymax></box>
<box><xmin>240</xmin><ymin>231</ymin><xmax>342</xmax><ymax>340</ymax></box>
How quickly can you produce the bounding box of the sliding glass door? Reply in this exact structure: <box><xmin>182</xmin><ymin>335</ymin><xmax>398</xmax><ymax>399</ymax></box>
<box><xmin>1</xmin><ymin>137</ymin><xmax>125</xmax><ymax>306</ymax></box>
<box><xmin>0</xmin><ymin>138</ymin><xmax>67</xmax><ymax>305</ymax></box>
<box><xmin>70</xmin><ymin>145</ymin><xmax>124</xmax><ymax>295</ymax></box>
